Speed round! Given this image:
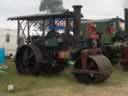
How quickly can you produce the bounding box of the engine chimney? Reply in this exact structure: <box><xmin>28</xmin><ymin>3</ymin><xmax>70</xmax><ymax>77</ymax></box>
<box><xmin>125</xmin><ymin>8</ymin><xmax>128</xmax><ymax>33</ymax></box>
<box><xmin>72</xmin><ymin>5</ymin><xmax>82</xmax><ymax>36</ymax></box>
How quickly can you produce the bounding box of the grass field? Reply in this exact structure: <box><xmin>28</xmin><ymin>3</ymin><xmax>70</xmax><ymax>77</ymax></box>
<box><xmin>0</xmin><ymin>60</ymin><xmax>128</xmax><ymax>96</ymax></box>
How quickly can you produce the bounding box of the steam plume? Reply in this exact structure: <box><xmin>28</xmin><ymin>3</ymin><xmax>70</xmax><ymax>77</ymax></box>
<box><xmin>40</xmin><ymin>0</ymin><xmax>66</xmax><ymax>13</ymax></box>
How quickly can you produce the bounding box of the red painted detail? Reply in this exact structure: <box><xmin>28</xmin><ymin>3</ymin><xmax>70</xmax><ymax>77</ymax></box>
<box><xmin>80</xmin><ymin>48</ymin><xmax>102</xmax><ymax>69</ymax></box>
<box><xmin>81</xmin><ymin>50</ymin><xmax>88</xmax><ymax>69</ymax></box>
<box><xmin>120</xmin><ymin>47</ymin><xmax>128</xmax><ymax>71</ymax></box>
<box><xmin>122</xmin><ymin>47</ymin><xmax>128</xmax><ymax>58</ymax></box>
<box><xmin>121</xmin><ymin>47</ymin><xmax>128</xmax><ymax>63</ymax></box>
<box><xmin>106</xmin><ymin>25</ymin><xmax>115</xmax><ymax>35</ymax></box>
<box><xmin>87</xmin><ymin>23</ymin><xmax>96</xmax><ymax>32</ymax></box>
<box><xmin>89</xmin><ymin>34</ymin><xmax>99</xmax><ymax>39</ymax></box>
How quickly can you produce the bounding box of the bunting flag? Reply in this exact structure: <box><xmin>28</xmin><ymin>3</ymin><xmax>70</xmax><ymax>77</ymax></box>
<box><xmin>87</xmin><ymin>23</ymin><xmax>96</xmax><ymax>32</ymax></box>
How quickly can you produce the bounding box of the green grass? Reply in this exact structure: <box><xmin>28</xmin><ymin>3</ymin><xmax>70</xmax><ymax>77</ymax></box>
<box><xmin>1</xmin><ymin>60</ymin><xmax>128</xmax><ymax>96</ymax></box>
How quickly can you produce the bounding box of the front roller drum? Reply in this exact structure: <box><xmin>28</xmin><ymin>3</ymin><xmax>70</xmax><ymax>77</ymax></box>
<box><xmin>73</xmin><ymin>55</ymin><xmax>112</xmax><ymax>84</ymax></box>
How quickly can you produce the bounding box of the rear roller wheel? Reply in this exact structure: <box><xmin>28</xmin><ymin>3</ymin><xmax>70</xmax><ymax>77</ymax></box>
<box><xmin>16</xmin><ymin>45</ymin><xmax>42</xmax><ymax>75</ymax></box>
<box><xmin>73</xmin><ymin>55</ymin><xmax>112</xmax><ymax>84</ymax></box>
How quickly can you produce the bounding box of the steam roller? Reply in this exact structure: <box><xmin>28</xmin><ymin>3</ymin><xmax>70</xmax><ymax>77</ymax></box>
<box><xmin>8</xmin><ymin>4</ymin><xmax>112</xmax><ymax>84</ymax></box>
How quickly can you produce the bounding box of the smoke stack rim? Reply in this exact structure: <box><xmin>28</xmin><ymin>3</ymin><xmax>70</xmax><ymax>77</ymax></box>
<box><xmin>72</xmin><ymin>5</ymin><xmax>83</xmax><ymax>17</ymax></box>
<box><xmin>72</xmin><ymin>5</ymin><xmax>83</xmax><ymax>9</ymax></box>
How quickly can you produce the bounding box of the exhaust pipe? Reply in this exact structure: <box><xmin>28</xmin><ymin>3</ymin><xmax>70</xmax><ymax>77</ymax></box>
<box><xmin>72</xmin><ymin>5</ymin><xmax>82</xmax><ymax>36</ymax></box>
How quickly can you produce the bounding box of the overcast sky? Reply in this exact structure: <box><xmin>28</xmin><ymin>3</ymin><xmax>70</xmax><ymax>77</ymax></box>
<box><xmin>0</xmin><ymin>0</ymin><xmax>126</xmax><ymax>29</ymax></box>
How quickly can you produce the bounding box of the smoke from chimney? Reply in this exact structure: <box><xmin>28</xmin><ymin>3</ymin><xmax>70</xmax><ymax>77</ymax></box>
<box><xmin>39</xmin><ymin>0</ymin><xmax>66</xmax><ymax>13</ymax></box>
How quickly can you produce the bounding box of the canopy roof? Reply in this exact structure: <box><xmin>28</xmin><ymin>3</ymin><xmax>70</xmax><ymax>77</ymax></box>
<box><xmin>8</xmin><ymin>11</ymin><xmax>75</xmax><ymax>20</ymax></box>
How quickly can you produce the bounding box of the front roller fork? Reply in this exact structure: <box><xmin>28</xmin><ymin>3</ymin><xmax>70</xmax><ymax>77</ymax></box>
<box><xmin>71</xmin><ymin>48</ymin><xmax>112</xmax><ymax>84</ymax></box>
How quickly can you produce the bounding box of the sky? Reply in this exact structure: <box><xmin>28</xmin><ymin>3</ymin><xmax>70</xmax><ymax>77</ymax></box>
<box><xmin>0</xmin><ymin>0</ymin><xmax>126</xmax><ymax>29</ymax></box>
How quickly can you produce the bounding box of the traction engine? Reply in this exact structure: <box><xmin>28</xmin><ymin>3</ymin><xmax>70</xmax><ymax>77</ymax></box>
<box><xmin>8</xmin><ymin>5</ymin><xmax>112</xmax><ymax>84</ymax></box>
